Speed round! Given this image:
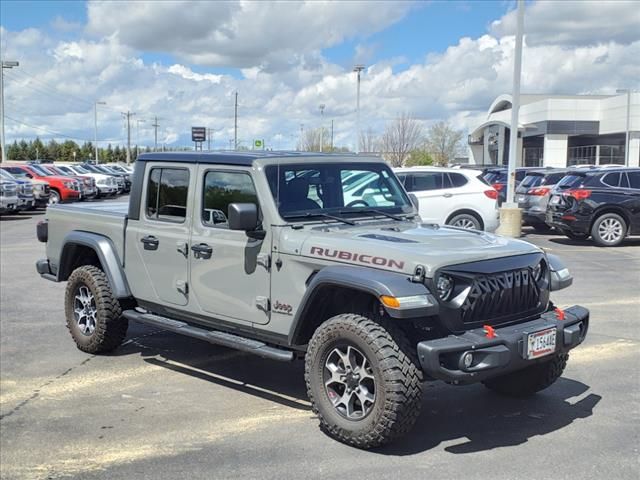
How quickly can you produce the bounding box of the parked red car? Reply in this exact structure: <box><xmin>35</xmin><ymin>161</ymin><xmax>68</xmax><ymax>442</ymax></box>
<box><xmin>1</xmin><ymin>163</ymin><xmax>81</xmax><ymax>204</ymax></box>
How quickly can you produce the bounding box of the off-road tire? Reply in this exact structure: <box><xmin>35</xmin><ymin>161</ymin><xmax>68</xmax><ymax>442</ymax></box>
<box><xmin>64</xmin><ymin>265</ymin><xmax>128</xmax><ymax>354</ymax></box>
<box><xmin>482</xmin><ymin>353</ymin><xmax>569</xmax><ymax>397</ymax></box>
<box><xmin>591</xmin><ymin>212</ymin><xmax>627</xmax><ymax>247</ymax></box>
<box><xmin>305</xmin><ymin>314</ymin><xmax>423</xmax><ymax>448</ymax></box>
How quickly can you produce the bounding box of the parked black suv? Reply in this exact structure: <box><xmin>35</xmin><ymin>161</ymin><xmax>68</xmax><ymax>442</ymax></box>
<box><xmin>484</xmin><ymin>167</ymin><xmax>551</xmax><ymax>205</ymax></box>
<box><xmin>546</xmin><ymin>168</ymin><xmax>640</xmax><ymax>246</ymax></box>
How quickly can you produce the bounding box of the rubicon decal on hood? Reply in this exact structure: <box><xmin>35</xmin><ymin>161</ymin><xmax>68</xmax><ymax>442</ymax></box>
<box><xmin>310</xmin><ymin>246</ymin><xmax>405</xmax><ymax>270</ymax></box>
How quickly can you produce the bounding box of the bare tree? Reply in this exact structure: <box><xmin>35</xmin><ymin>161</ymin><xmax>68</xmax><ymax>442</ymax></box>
<box><xmin>380</xmin><ymin>113</ymin><xmax>424</xmax><ymax>167</ymax></box>
<box><xmin>426</xmin><ymin>121</ymin><xmax>465</xmax><ymax>166</ymax></box>
<box><xmin>359</xmin><ymin>127</ymin><xmax>380</xmax><ymax>154</ymax></box>
<box><xmin>298</xmin><ymin>127</ymin><xmax>330</xmax><ymax>152</ymax></box>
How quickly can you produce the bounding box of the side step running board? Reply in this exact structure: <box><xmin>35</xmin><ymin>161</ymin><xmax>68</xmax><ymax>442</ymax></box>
<box><xmin>122</xmin><ymin>310</ymin><xmax>295</xmax><ymax>362</ymax></box>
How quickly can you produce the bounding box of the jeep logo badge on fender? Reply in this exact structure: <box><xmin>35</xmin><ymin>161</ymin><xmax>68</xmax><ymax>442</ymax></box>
<box><xmin>310</xmin><ymin>246</ymin><xmax>405</xmax><ymax>270</ymax></box>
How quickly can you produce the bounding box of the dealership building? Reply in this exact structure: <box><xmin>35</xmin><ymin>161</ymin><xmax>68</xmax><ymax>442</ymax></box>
<box><xmin>468</xmin><ymin>92</ymin><xmax>639</xmax><ymax>168</ymax></box>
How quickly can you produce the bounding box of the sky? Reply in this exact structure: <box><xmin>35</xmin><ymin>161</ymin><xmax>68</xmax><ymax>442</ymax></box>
<box><xmin>1</xmin><ymin>0</ymin><xmax>639</xmax><ymax>151</ymax></box>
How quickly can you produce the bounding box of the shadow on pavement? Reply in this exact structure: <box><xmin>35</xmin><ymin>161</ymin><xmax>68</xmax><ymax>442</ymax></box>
<box><xmin>116</xmin><ymin>323</ymin><xmax>310</xmax><ymax>411</ymax></box>
<box><xmin>0</xmin><ymin>214</ymin><xmax>33</xmax><ymax>221</ymax></box>
<box><xmin>549</xmin><ymin>237</ymin><xmax>640</xmax><ymax>247</ymax></box>
<box><xmin>378</xmin><ymin>378</ymin><xmax>600</xmax><ymax>456</ymax></box>
<box><xmin>117</xmin><ymin>324</ymin><xmax>600</xmax><ymax>455</ymax></box>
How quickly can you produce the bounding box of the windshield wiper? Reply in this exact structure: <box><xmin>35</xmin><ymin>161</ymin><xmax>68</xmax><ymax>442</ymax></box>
<box><xmin>340</xmin><ymin>208</ymin><xmax>405</xmax><ymax>221</ymax></box>
<box><xmin>283</xmin><ymin>212</ymin><xmax>356</xmax><ymax>226</ymax></box>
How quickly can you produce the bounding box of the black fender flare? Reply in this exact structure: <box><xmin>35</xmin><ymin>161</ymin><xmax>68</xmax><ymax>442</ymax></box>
<box><xmin>287</xmin><ymin>264</ymin><xmax>437</xmax><ymax>345</ymax></box>
<box><xmin>58</xmin><ymin>231</ymin><xmax>132</xmax><ymax>299</ymax></box>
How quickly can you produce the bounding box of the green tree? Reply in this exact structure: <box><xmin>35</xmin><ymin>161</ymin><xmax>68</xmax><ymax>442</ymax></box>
<box><xmin>7</xmin><ymin>140</ymin><xmax>20</xmax><ymax>160</ymax></box>
<box><xmin>405</xmin><ymin>149</ymin><xmax>434</xmax><ymax>166</ymax></box>
<box><xmin>46</xmin><ymin>140</ymin><xmax>60</xmax><ymax>161</ymax></box>
<box><xmin>18</xmin><ymin>140</ymin><xmax>29</xmax><ymax>160</ymax></box>
<box><xmin>28</xmin><ymin>138</ymin><xmax>46</xmax><ymax>161</ymax></box>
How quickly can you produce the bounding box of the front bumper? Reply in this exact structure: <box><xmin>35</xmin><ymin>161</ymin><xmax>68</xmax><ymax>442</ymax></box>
<box><xmin>417</xmin><ymin>305</ymin><xmax>589</xmax><ymax>384</ymax></box>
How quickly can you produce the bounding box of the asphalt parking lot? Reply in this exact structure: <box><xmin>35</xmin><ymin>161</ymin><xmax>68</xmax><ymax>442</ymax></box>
<box><xmin>1</xmin><ymin>200</ymin><xmax>639</xmax><ymax>480</ymax></box>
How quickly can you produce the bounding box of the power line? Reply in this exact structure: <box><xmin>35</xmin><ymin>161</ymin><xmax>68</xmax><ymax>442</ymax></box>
<box><xmin>4</xmin><ymin>114</ymin><xmax>92</xmax><ymax>142</ymax></box>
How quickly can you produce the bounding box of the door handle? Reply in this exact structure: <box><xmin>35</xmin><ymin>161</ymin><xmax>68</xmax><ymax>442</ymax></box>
<box><xmin>191</xmin><ymin>243</ymin><xmax>213</xmax><ymax>260</ymax></box>
<box><xmin>140</xmin><ymin>235</ymin><xmax>159</xmax><ymax>251</ymax></box>
<box><xmin>443</xmin><ymin>193</ymin><xmax>453</xmax><ymax>198</ymax></box>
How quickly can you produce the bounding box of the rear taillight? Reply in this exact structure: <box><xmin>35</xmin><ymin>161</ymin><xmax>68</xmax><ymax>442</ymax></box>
<box><xmin>565</xmin><ymin>189</ymin><xmax>591</xmax><ymax>200</ymax></box>
<box><xmin>492</xmin><ymin>183</ymin><xmax>504</xmax><ymax>191</ymax></box>
<box><xmin>527</xmin><ymin>187</ymin><xmax>551</xmax><ymax>196</ymax></box>
<box><xmin>484</xmin><ymin>189</ymin><xmax>498</xmax><ymax>199</ymax></box>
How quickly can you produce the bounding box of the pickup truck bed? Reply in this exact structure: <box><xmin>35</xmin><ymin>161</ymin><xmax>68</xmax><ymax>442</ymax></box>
<box><xmin>46</xmin><ymin>202</ymin><xmax>129</xmax><ymax>273</ymax></box>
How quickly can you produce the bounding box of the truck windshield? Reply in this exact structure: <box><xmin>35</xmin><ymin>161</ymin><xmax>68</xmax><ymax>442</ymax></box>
<box><xmin>265</xmin><ymin>162</ymin><xmax>413</xmax><ymax>221</ymax></box>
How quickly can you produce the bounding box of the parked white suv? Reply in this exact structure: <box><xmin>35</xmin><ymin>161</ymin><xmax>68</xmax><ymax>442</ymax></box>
<box><xmin>394</xmin><ymin>167</ymin><xmax>499</xmax><ymax>231</ymax></box>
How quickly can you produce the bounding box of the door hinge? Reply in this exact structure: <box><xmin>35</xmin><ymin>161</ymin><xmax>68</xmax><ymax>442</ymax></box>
<box><xmin>255</xmin><ymin>296</ymin><xmax>270</xmax><ymax>312</ymax></box>
<box><xmin>176</xmin><ymin>280</ymin><xmax>188</xmax><ymax>295</ymax></box>
<box><xmin>257</xmin><ymin>253</ymin><xmax>271</xmax><ymax>270</ymax></box>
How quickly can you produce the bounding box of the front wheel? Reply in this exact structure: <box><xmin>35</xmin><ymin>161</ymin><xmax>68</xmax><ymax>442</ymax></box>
<box><xmin>483</xmin><ymin>353</ymin><xmax>568</xmax><ymax>397</ymax></box>
<box><xmin>64</xmin><ymin>265</ymin><xmax>128</xmax><ymax>353</ymax></box>
<box><xmin>305</xmin><ymin>314</ymin><xmax>423</xmax><ymax>448</ymax></box>
<box><xmin>48</xmin><ymin>190</ymin><xmax>61</xmax><ymax>205</ymax></box>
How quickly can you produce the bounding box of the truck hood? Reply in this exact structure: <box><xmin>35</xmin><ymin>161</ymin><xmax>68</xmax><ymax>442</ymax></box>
<box><xmin>278</xmin><ymin>220</ymin><xmax>541</xmax><ymax>277</ymax></box>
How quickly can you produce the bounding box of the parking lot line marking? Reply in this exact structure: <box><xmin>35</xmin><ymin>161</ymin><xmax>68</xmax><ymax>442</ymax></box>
<box><xmin>569</xmin><ymin>339</ymin><xmax>638</xmax><ymax>364</ymax></box>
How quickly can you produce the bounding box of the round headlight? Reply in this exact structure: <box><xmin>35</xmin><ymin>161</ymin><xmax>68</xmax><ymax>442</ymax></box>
<box><xmin>436</xmin><ymin>274</ymin><xmax>454</xmax><ymax>301</ymax></box>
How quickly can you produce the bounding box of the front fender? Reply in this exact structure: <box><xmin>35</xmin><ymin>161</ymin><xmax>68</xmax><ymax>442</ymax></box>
<box><xmin>288</xmin><ymin>264</ymin><xmax>437</xmax><ymax>345</ymax></box>
<box><xmin>58</xmin><ymin>231</ymin><xmax>131</xmax><ymax>299</ymax></box>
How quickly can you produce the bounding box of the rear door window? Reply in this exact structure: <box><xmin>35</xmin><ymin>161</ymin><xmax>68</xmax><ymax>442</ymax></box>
<box><xmin>145</xmin><ymin>167</ymin><xmax>189</xmax><ymax>223</ymax></box>
<box><xmin>410</xmin><ymin>173</ymin><xmax>444</xmax><ymax>191</ymax></box>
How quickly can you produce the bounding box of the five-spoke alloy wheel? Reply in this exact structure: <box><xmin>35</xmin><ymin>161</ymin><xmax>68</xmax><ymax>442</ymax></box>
<box><xmin>305</xmin><ymin>313</ymin><xmax>423</xmax><ymax>449</ymax></box>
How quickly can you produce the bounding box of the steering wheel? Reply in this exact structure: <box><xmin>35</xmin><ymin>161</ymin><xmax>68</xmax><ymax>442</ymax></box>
<box><xmin>346</xmin><ymin>200</ymin><xmax>370</xmax><ymax>208</ymax></box>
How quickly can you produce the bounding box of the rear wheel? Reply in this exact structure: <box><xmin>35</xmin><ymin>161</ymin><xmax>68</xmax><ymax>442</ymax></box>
<box><xmin>64</xmin><ymin>265</ymin><xmax>128</xmax><ymax>353</ymax></box>
<box><xmin>483</xmin><ymin>353</ymin><xmax>568</xmax><ymax>397</ymax></box>
<box><xmin>447</xmin><ymin>212</ymin><xmax>482</xmax><ymax>230</ymax></box>
<box><xmin>305</xmin><ymin>314</ymin><xmax>423</xmax><ymax>448</ymax></box>
<box><xmin>591</xmin><ymin>213</ymin><xmax>627</xmax><ymax>247</ymax></box>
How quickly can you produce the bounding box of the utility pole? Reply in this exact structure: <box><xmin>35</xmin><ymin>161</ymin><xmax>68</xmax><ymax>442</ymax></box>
<box><xmin>151</xmin><ymin>116</ymin><xmax>159</xmax><ymax>152</ymax></box>
<box><xmin>319</xmin><ymin>104</ymin><xmax>325</xmax><ymax>152</ymax></box>
<box><xmin>299</xmin><ymin>124</ymin><xmax>304</xmax><ymax>151</ymax></box>
<box><xmin>1</xmin><ymin>60</ymin><xmax>19</xmax><ymax>163</ymax></box>
<box><xmin>122</xmin><ymin>111</ymin><xmax>135</xmax><ymax>163</ymax></box>
<box><xmin>207</xmin><ymin>128</ymin><xmax>217</xmax><ymax>150</ymax></box>
<box><xmin>94</xmin><ymin>101</ymin><xmax>106</xmax><ymax>163</ymax></box>
<box><xmin>234</xmin><ymin>91</ymin><xmax>238</xmax><ymax>150</ymax></box>
<box><xmin>353</xmin><ymin>65</ymin><xmax>365</xmax><ymax>154</ymax></box>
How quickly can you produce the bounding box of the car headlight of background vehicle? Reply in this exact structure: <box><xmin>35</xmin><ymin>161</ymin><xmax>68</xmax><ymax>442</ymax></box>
<box><xmin>436</xmin><ymin>274</ymin><xmax>454</xmax><ymax>301</ymax></box>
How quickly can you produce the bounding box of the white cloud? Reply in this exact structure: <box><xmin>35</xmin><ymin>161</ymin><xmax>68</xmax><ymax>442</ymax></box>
<box><xmin>86</xmin><ymin>0</ymin><xmax>413</xmax><ymax>70</ymax></box>
<box><xmin>491</xmin><ymin>0</ymin><xmax>640</xmax><ymax>47</ymax></box>
<box><xmin>2</xmin><ymin>1</ymin><xmax>639</xmax><ymax>152</ymax></box>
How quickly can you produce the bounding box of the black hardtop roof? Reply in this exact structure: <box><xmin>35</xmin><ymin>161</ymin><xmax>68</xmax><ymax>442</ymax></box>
<box><xmin>137</xmin><ymin>151</ymin><xmax>363</xmax><ymax>166</ymax></box>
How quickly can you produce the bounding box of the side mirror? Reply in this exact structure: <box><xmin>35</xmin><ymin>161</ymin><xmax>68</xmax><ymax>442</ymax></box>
<box><xmin>228</xmin><ymin>203</ymin><xmax>260</xmax><ymax>232</ymax></box>
<box><xmin>409</xmin><ymin>193</ymin><xmax>419</xmax><ymax>210</ymax></box>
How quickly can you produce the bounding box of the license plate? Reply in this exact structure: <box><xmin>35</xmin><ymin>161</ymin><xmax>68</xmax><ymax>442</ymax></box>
<box><xmin>550</xmin><ymin>195</ymin><xmax>561</xmax><ymax>205</ymax></box>
<box><xmin>526</xmin><ymin>328</ymin><xmax>557</xmax><ymax>360</ymax></box>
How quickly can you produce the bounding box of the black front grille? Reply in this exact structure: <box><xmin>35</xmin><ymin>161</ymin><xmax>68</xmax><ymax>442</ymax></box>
<box><xmin>460</xmin><ymin>268</ymin><xmax>541</xmax><ymax>324</ymax></box>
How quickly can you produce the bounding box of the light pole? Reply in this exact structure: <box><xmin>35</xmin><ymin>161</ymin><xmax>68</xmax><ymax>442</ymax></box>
<box><xmin>1</xmin><ymin>60</ymin><xmax>19</xmax><ymax>163</ymax></box>
<box><xmin>353</xmin><ymin>65</ymin><xmax>365</xmax><ymax>153</ymax></box>
<box><xmin>94</xmin><ymin>101</ymin><xmax>106</xmax><ymax>163</ymax></box>
<box><xmin>497</xmin><ymin>0</ymin><xmax>524</xmax><ymax>238</ymax></box>
<box><xmin>319</xmin><ymin>104</ymin><xmax>325</xmax><ymax>152</ymax></box>
<box><xmin>616</xmin><ymin>89</ymin><xmax>632</xmax><ymax>166</ymax></box>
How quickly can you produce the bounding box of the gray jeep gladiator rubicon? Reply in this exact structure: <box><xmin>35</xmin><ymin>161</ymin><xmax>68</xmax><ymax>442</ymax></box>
<box><xmin>36</xmin><ymin>152</ymin><xmax>589</xmax><ymax>448</ymax></box>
